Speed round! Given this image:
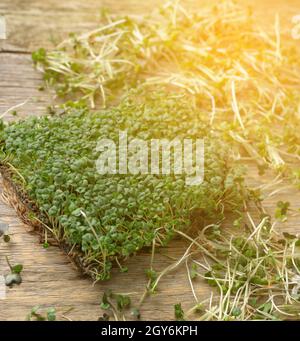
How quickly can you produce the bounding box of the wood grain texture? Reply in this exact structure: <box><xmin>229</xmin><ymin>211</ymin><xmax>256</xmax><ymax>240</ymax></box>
<box><xmin>0</xmin><ymin>0</ymin><xmax>300</xmax><ymax>321</ymax></box>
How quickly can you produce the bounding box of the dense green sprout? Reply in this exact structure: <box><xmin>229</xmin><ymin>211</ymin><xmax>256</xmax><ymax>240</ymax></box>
<box><xmin>0</xmin><ymin>89</ymin><xmax>246</xmax><ymax>280</ymax></box>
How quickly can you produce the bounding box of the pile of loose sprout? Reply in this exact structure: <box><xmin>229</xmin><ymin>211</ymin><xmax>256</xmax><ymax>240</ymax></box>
<box><xmin>192</xmin><ymin>217</ymin><xmax>300</xmax><ymax>321</ymax></box>
<box><xmin>1</xmin><ymin>0</ymin><xmax>300</xmax><ymax>320</ymax></box>
<box><xmin>149</xmin><ymin>212</ymin><xmax>300</xmax><ymax>320</ymax></box>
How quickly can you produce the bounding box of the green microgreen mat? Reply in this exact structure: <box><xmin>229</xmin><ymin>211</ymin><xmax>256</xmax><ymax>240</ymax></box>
<box><xmin>0</xmin><ymin>89</ymin><xmax>246</xmax><ymax>280</ymax></box>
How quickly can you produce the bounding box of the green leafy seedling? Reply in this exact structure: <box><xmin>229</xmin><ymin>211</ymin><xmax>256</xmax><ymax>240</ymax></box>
<box><xmin>174</xmin><ymin>303</ymin><xmax>185</xmax><ymax>321</ymax></box>
<box><xmin>27</xmin><ymin>306</ymin><xmax>56</xmax><ymax>321</ymax></box>
<box><xmin>5</xmin><ymin>256</ymin><xmax>23</xmax><ymax>287</ymax></box>
<box><xmin>116</xmin><ymin>294</ymin><xmax>131</xmax><ymax>311</ymax></box>
<box><xmin>131</xmin><ymin>308</ymin><xmax>141</xmax><ymax>320</ymax></box>
<box><xmin>275</xmin><ymin>201</ymin><xmax>290</xmax><ymax>222</ymax></box>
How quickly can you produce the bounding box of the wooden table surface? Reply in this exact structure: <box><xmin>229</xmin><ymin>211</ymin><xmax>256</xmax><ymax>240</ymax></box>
<box><xmin>0</xmin><ymin>0</ymin><xmax>300</xmax><ymax>321</ymax></box>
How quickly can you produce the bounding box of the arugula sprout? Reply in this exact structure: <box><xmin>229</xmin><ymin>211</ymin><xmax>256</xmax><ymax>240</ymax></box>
<box><xmin>47</xmin><ymin>308</ymin><xmax>57</xmax><ymax>321</ymax></box>
<box><xmin>131</xmin><ymin>308</ymin><xmax>141</xmax><ymax>320</ymax></box>
<box><xmin>100</xmin><ymin>291</ymin><xmax>111</xmax><ymax>310</ymax></box>
<box><xmin>275</xmin><ymin>201</ymin><xmax>290</xmax><ymax>222</ymax></box>
<box><xmin>174</xmin><ymin>303</ymin><xmax>185</xmax><ymax>321</ymax></box>
<box><xmin>100</xmin><ymin>290</ymin><xmax>134</xmax><ymax>321</ymax></box>
<box><xmin>116</xmin><ymin>294</ymin><xmax>131</xmax><ymax>311</ymax></box>
<box><xmin>5</xmin><ymin>257</ymin><xmax>23</xmax><ymax>287</ymax></box>
<box><xmin>27</xmin><ymin>306</ymin><xmax>57</xmax><ymax>321</ymax></box>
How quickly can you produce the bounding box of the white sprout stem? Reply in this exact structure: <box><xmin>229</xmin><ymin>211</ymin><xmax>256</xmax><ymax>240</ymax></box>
<box><xmin>0</xmin><ymin>99</ymin><xmax>30</xmax><ymax>118</ymax></box>
<box><xmin>57</xmin><ymin>19</ymin><xmax>127</xmax><ymax>48</ymax></box>
<box><xmin>275</xmin><ymin>13</ymin><xmax>281</xmax><ymax>61</ymax></box>
<box><xmin>185</xmin><ymin>259</ymin><xmax>198</xmax><ymax>303</ymax></box>
<box><xmin>231</xmin><ymin>80</ymin><xmax>245</xmax><ymax>130</ymax></box>
<box><xmin>151</xmin><ymin>238</ymin><xmax>197</xmax><ymax>292</ymax></box>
